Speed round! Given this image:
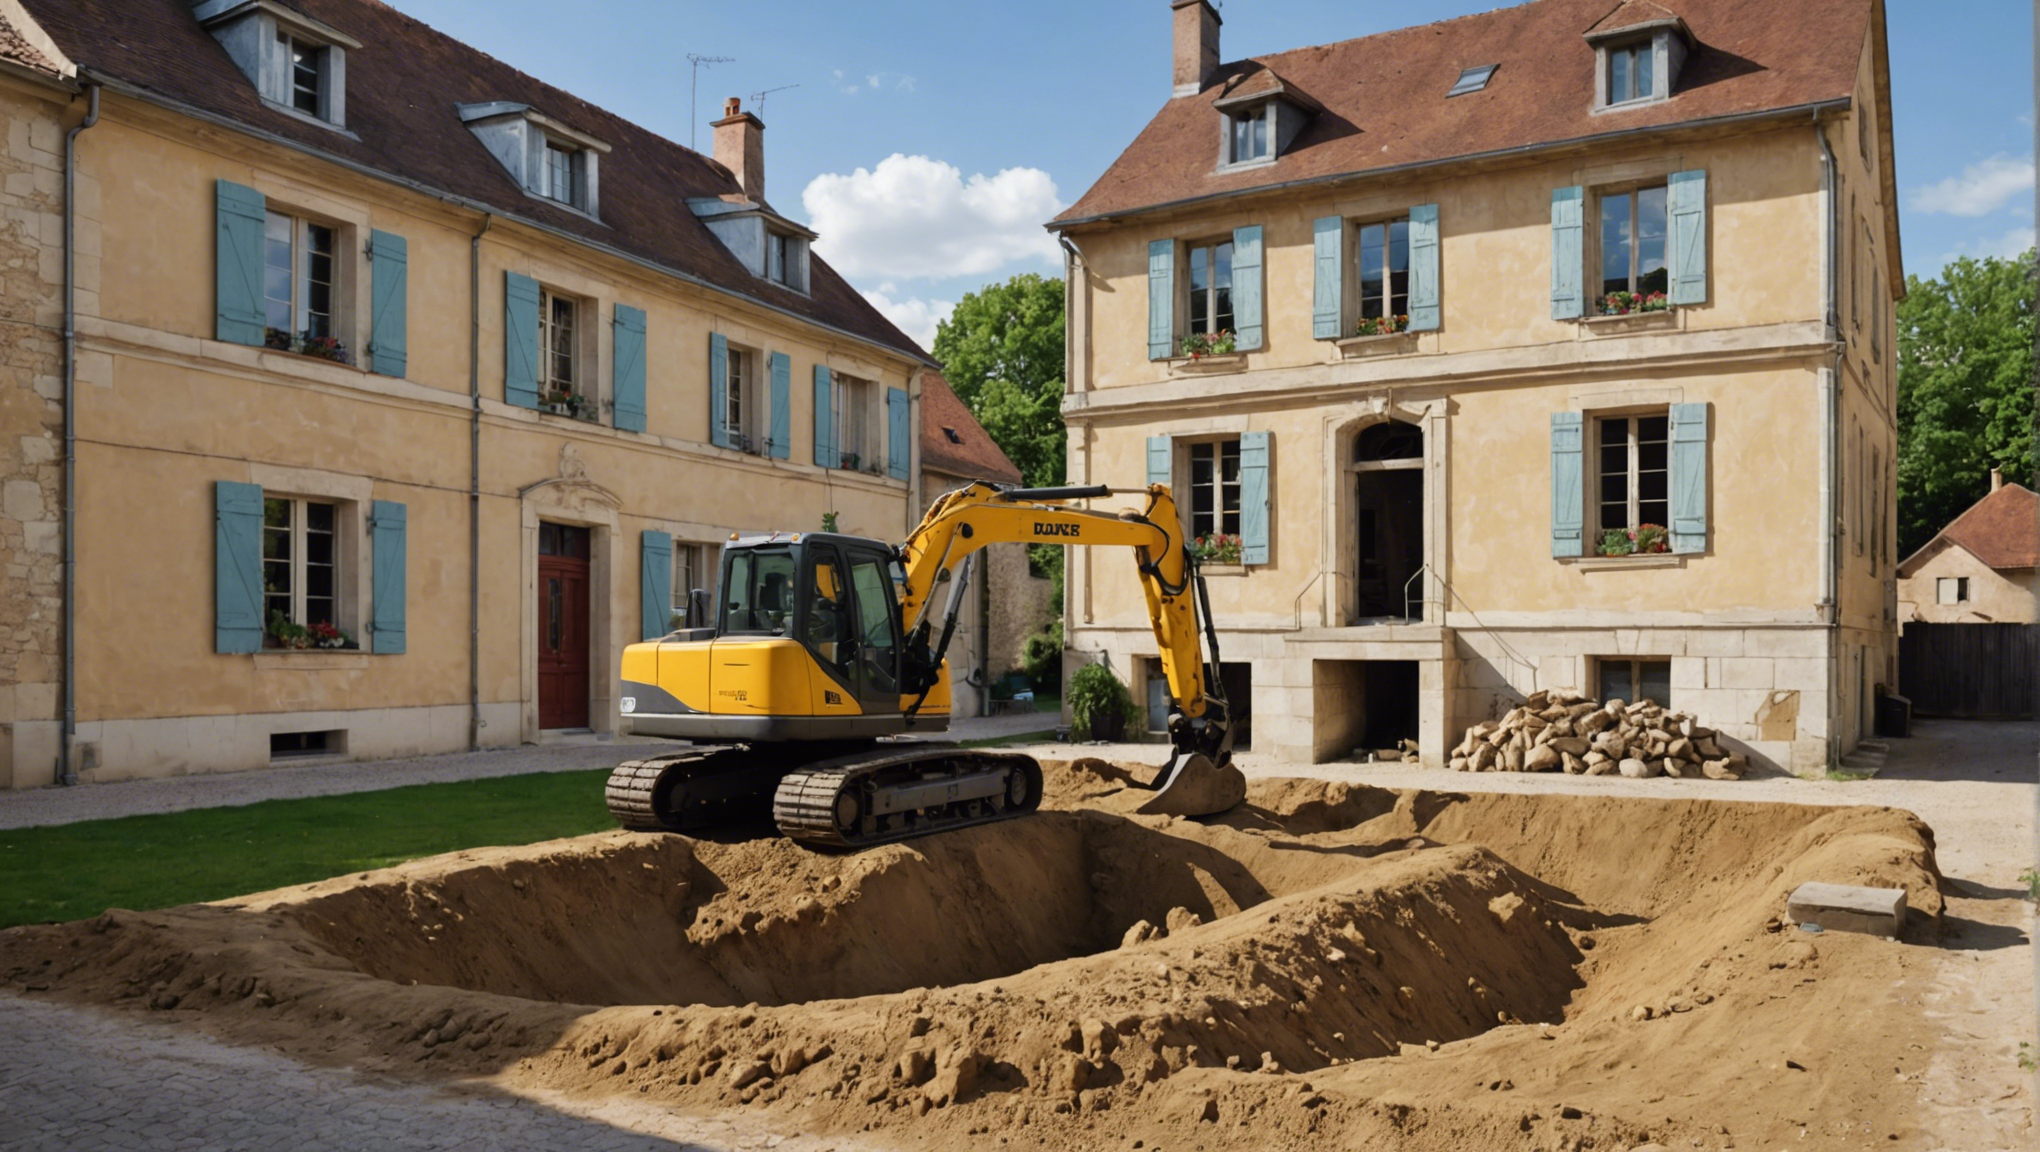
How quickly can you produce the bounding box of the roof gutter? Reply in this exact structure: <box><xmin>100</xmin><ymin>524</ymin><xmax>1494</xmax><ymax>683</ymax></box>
<box><xmin>1048</xmin><ymin>98</ymin><xmax>1854</xmax><ymax>231</ymax></box>
<box><xmin>58</xmin><ymin>82</ymin><xmax>99</xmax><ymax>787</ymax></box>
<box><xmin>74</xmin><ymin>68</ymin><xmax>935</xmax><ymax>370</ymax></box>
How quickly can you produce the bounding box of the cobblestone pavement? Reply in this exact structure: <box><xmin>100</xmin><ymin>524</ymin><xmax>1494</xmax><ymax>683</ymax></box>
<box><xmin>0</xmin><ymin>991</ymin><xmax>873</xmax><ymax>1152</ymax></box>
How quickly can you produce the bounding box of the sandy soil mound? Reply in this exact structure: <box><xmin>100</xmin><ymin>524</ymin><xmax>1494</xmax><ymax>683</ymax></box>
<box><xmin>0</xmin><ymin>760</ymin><xmax>1953</xmax><ymax>1151</ymax></box>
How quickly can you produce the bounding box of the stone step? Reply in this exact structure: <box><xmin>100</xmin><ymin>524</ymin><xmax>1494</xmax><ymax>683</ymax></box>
<box><xmin>1787</xmin><ymin>881</ymin><xmax>1906</xmax><ymax>937</ymax></box>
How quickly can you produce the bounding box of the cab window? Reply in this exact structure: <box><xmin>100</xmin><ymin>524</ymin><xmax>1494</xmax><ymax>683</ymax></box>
<box><xmin>721</xmin><ymin>547</ymin><xmax>797</xmax><ymax>634</ymax></box>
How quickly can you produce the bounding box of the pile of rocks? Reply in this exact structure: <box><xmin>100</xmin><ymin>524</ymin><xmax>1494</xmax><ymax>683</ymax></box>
<box><xmin>1449</xmin><ymin>690</ymin><xmax>1749</xmax><ymax>779</ymax></box>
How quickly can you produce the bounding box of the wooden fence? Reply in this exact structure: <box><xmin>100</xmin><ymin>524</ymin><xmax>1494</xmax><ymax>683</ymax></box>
<box><xmin>1899</xmin><ymin>623</ymin><xmax>2038</xmax><ymax>718</ymax></box>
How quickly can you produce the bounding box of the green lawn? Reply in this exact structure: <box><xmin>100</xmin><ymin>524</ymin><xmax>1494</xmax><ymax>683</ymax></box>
<box><xmin>0</xmin><ymin>769</ymin><xmax>615</xmax><ymax>929</ymax></box>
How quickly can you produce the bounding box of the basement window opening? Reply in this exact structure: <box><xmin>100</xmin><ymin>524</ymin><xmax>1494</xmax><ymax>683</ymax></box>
<box><xmin>271</xmin><ymin>730</ymin><xmax>344</xmax><ymax>760</ymax></box>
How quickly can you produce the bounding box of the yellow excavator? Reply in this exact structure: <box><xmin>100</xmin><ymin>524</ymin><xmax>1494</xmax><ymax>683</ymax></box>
<box><xmin>606</xmin><ymin>480</ymin><xmax>1246</xmax><ymax>849</ymax></box>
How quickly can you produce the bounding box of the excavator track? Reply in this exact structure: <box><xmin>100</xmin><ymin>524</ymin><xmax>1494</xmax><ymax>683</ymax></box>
<box><xmin>604</xmin><ymin>746</ymin><xmax>780</xmax><ymax>832</ymax></box>
<box><xmin>772</xmin><ymin>743</ymin><xmax>1043</xmax><ymax>850</ymax></box>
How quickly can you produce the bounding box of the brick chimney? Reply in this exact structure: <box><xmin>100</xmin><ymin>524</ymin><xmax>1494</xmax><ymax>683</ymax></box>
<box><xmin>712</xmin><ymin>96</ymin><xmax>765</xmax><ymax>202</ymax></box>
<box><xmin>1172</xmin><ymin>0</ymin><xmax>1221</xmax><ymax>97</ymax></box>
<box><xmin>1991</xmin><ymin>467</ymin><xmax>2004</xmax><ymax>492</ymax></box>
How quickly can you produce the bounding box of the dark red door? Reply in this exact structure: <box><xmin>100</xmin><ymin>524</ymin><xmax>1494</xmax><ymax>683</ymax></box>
<box><xmin>538</xmin><ymin>523</ymin><xmax>591</xmax><ymax>729</ymax></box>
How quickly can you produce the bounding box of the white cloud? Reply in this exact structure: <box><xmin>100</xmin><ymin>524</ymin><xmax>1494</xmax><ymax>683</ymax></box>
<box><xmin>833</xmin><ymin>69</ymin><xmax>915</xmax><ymax>95</ymax></box>
<box><xmin>1983</xmin><ymin>225</ymin><xmax>2038</xmax><ymax>258</ymax></box>
<box><xmin>862</xmin><ymin>288</ymin><xmax>955</xmax><ymax>349</ymax></box>
<box><xmin>1908</xmin><ymin>154</ymin><xmax>2035</xmax><ymax>217</ymax></box>
<box><xmin>803</xmin><ymin>154</ymin><xmax>1064</xmax><ymax>281</ymax></box>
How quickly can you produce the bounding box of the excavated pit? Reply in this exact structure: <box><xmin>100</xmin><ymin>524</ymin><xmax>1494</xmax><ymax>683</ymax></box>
<box><xmin>0</xmin><ymin>760</ymin><xmax>1951</xmax><ymax>1152</ymax></box>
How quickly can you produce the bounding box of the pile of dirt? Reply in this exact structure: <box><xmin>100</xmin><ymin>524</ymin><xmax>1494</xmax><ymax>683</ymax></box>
<box><xmin>0</xmin><ymin>759</ymin><xmax>1951</xmax><ymax>1151</ymax></box>
<box><xmin>1449</xmin><ymin>689</ymin><xmax>1749</xmax><ymax>779</ymax></box>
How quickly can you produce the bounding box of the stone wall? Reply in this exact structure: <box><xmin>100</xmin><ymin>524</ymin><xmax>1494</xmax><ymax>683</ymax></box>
<box><xmin>986</xmin><ymin>542</ymin><xmax>1055</xmax><ymax>680</ymax></box>
<box><xmin>0</xmin><ymin>82</ymin><xmax>76</xmax><ymax>789</ymax></box>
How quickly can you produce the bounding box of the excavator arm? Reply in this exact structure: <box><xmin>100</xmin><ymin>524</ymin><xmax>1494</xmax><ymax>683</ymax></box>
<box><xmin>890</xmin><ymin>481</ymin><xmax>1242</xmax><ymax>815</ymax></box>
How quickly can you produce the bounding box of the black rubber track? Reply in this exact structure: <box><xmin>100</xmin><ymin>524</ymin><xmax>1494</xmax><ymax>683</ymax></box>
<box><xmin>772</xmin><ymin>744</ymin><xmax>1044</xmax><ymax>850</ymax></box>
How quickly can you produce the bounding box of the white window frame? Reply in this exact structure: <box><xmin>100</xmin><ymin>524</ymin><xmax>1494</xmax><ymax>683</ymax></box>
<box><xmin>1225</xmin><ymin>103</ymin><xmax>1272</xmax><ymax>166</ymax></box>
<box><xmin>1186</xmin><ymin>437</ymin><xmax>1242</xmax><ymax>540</ymax></box>
<box><xmin>1184</xmin><ymin>237</ymin><xmax>1236</xmax><ymax>339</ymax></box>
<box><xmin>722</xmin><ymin>342</ymin><xmax>762</xmax><ymax>453</ymax></box>
<box><xmin>277</xmin><ymin>30</ymin><xmax>326</xmax><ymax>118</ymax></box>
<box><xmin>764</xmin><ymin>231</ymin><xmax>809</xmax><ymax>292</ymax></box>
<box><xmin>538</xmin><ymin>288</ymin><xmax>594</xmax><ymax>421</ymax></box>
<box><xmin>671</xmin><ymin>542</ymin><xmax>718</xmax><ymax>628</ymax></box>
<box><xmin>834</xmin><ymin>375</ymin><xmax>875</xmax><ymax>472</ymax></box>
<box><xmin>1354</xmin><ymin>215</ymin><xmax>1412</xmax><ymax>326</ymax></box>
<box><xmin>262</xmin><ymin>209</ymin><xmax>340</xmax><ymax>347</ymax></box>
<box><xmin>1935</xmin><ymin>576</ymin><xmax>1970</xmax><ymax>605</ymax></box>
<box><xmin>262</xmin><ymin>495</ymin><xmax>352</xmax><ymax>640</ymax></box>
<box><xmin>543</xmin><ymin>142</ymin><xmax>584</xmax><ymax>209</ymax></box>
<box><xmin>1605</xmin><ymin>39</ymin><xmax>1654</xmax><ymax>105</ymax></box>
<box><xmin>1594</xmin><ymin>181</ymin><xmax>1669</xmax><ymax>305</ymax></box>
<box><xmin>1592</xmin><ymin>410</ymin><xmax>1671</xmax><ymax>538</ymax></box>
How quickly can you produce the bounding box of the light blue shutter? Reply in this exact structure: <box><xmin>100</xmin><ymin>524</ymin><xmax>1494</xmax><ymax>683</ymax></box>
<box><xmin>1667</xmin><ymin>169</ymin><xmax>1708</xmax><ymax>306</ymax></box>
<box><xmin>368</xmin><ymin>230</ymin><xmax>408</xmax><ymax>378</ymax></box>
<box><xmin>1550</xmin><ymin>186</ymin><xmax>1585</xmax><ymax>320</ymax></box>
<box><xmin>886</xmin><ymin>386</ymin><xmax>910</xmax><ymax>480</ymax></box>
<box><xmin>1146</xmin><ymin>436</ymin><xmax>1172</xmax><ymax>487</ymax></box>
<box><xmin>813</xmin><ymin>365</ymin><xmax>835</xmax><ymax>467</ymax></box>
<box><xmin>1311</xmin><ymin>216</ymin><xmax>1343</xmax><ymax>339</ymax></box>
<box><xmin>1147</xmin><ymin>239</ymin><xmax>1174</xmax><ymax>360</ymax></box>
<box><xmin>214</xmin><ymin>480</ymin><xmax>263</xmax><ymax>653</ymax></box>
<box><xmin>1239</xmin><ymin>431</ymin><xmax>1272</xmax><ymax>565</ymax></box>
<box><xmin>641</xmin><ymin>530</ymin><xmax>673</xmax><ymax>640</ymax></box>
<box><xmin>1231</xmin><ymin>225</ymin><xmax>1263</xmax><ymax>351</ymax></box>
<box><xmin>370</xmin><ymin>500</ymin><xmax>407</xmax><ymax>654</ymax></box>
<box><xmin>612</xmin><ymin>304</ymin><xmax>647</xmax><ymax>432</ymax></box>
<box><xmin>708</xmin><ymin>333</ymin><xmax>731</xmax><ymax>449</ymax></box>
<box><xmin>215</xmin><ymin>180</ymin><xmax>266</xmax><ymax>346</ymax></box>
<box><xmin>1669</xmin><ymin>402</ymin><xmax>1710</xmax><ymax>552</ymax></box>
<box><xmin>503</xmin><ymin>271</ymin><xmax>540</xmax><ymax>408</ymax></box>
<box><xmin>1550</xmin><ymin>412</ymin><xmax>1585</xmax><ymax>557</ymax></box>
<box><xmin>768</xmin><ymin>352</ymin><xmax>791</xmax><ymax>460</ymax></box>
<box><xmin>1408</xmin><ymin>203</ymin><xmax>1441</xmax><ymax>332</ymax></box>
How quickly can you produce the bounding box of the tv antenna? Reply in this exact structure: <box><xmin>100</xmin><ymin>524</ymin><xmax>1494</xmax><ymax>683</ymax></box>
<box><xmin>748</xmin><ymin>83</ymin><xmax>800</xmax><ymax>117</ymax></box>
<box><xmin>687</xmin><ymin>53</ymin><xmax>735</xmax><ymax>150</ymax></box>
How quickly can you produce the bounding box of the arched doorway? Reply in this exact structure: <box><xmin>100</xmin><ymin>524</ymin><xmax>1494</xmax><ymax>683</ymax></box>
<box><xmin>1351</xmin><ymin>419</ymin><xmax>1423</xmax><ymax>620</ymax></box>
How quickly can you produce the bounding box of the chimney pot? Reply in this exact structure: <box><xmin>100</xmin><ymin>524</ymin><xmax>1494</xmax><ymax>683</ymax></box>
<box><xmin>1171</xmin><ymin>0</ymin><xmax>1221</xmax><ymax>97</ymax></box>
<box><xmin>712</xmin><ymin>97</ymin><xmax>766</xmax><ymax>203</ymax></box>
<box><xmin>1991</xmin><ymin>467</ymin><xmax>2004</xmax><ymax>492</ymax></box>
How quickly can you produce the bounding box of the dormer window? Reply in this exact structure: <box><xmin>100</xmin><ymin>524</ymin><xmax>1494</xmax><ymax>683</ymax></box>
<box><xmin>195</xmin><ymin>0</ymin><xmax>359</xmax><ymax>128</ymax></box>
<box><xmin>1584</xmin><ymin>4</ymin><xmax>1691</xmax><ymax>112</ymax></box>
<box><xmin>1228</xmin><ymin>104</ymin><xmax>1271</xmax><ymax>164</ymax></box>
<box><xmin>459</xmin><ymin>103</ymin><xmax>609</xmax><ymax>217</ymax></box>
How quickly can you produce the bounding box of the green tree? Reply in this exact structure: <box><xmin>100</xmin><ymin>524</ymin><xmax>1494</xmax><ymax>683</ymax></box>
<box><xmin>932</xmin><ymin>273</ymin><xmax>1066</xmax><ymax>488</ymax></box>
<box><xmin>1896</xmin><ymin>251</ymin><xmax>2037</xmax><ymax>557</ymax></box>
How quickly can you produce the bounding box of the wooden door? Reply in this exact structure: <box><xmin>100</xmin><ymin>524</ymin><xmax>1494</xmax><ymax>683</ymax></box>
<box><xmin>538</xmin><ymin>522</ymin><xmax>591</xmax><ymax>729</ymax></box>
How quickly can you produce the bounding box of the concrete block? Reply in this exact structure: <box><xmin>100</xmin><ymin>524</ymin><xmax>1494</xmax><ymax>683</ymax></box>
<box><xmin>1770</xmin><ymin>657</ymin><xmax>1829</xmax><ymax>691</ymax></box>
<box><xmin>1682</xmin><ymin>630</ymin><xmax>1746</xmax><ymax>657</ymax></box>
<box><xmin>1787</xmin><ymin>882</ymin><xmax>1905</xmax><ymax>937</ymax></box>
<box><xmin>1721</xmin><ymin>657</ymin><xmax>1775</xmax><ymax>690</ymax></box>
<box><xmin>1743</xmin><ymin>628</ymin><xmax>1823</xmax><ymax>659</ymax></box>
<box><xmin>1670</xmin><ymin>657</ymin><xmax>1708</xmax><ymax>690</ymax></box>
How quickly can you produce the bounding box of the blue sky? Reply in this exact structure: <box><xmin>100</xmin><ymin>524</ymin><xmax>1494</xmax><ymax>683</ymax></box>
<box><xmin>384</xmin><ymin>0</ymin><xmax>2034</xmax><ymax>348</ymax></box>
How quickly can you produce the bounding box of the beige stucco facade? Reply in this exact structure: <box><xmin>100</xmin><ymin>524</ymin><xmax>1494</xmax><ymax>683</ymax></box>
<box><xmin>1055</xmin><ymin>30</ymin><xmax>1900</xmax><ymax>776</ymax></box>
<box><xmin>1898</xmin><ymin>542</ymin><xmax>2039</xmax><ymax>625</ymax></box>
<box><xmin>0</xmin><ymin>69</ymin><xmax>925</xmax><ymax>788</ymax></box>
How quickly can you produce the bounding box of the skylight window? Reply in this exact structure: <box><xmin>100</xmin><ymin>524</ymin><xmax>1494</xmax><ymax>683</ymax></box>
<box><xmin>942</xmin><ymin>426</ymin><xmax>963</xmax><ymax>445</ymax></box>
<box><xmin>1447</xmin><ymin>65</ymin><xmax>1497</xmax><ymax>97</ymax></box>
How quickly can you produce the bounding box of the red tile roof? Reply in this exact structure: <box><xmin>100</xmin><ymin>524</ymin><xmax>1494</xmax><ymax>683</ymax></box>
<box><xmin>919</xmin><ymin>375</ymin><xmax>1022</xmax><ymax>485</ymax></box>
<box><xmin>19</xmin><ymin>0</ymin><xmax>926</xmax><ymax>361</ymax></box>
<box><xmin>1054</xmin><ymin>0</ymin><xmax>1870</xmax><ymax>226</ymax></box>
<box><xmin>1937</xmin><ymin>482</ymin><xmax>2039</xmax><ymax>571</ymax></box>
<box><xmin>0</xmin><ymin>13</ymin><xmax>59</xmax><ymax>75</ymax></box>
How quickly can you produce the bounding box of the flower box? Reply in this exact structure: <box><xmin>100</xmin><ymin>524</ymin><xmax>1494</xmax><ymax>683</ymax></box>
<box><xmin>1189</xmin><ymin>533</ymin><xmax>1244</xmax><ymax>565</ymax></box>
<box><xmin>1596</xmin><ymin>524</ymin><xmax>1672</xmax><ymax>557</ymax></box>
<box><xmin>1350</xmin><ymin>314</ymin><xmax>1411</xmax><ymax>337</ymax></box>
<box><xmin>264</xmin><ymin>328</ymin><xmax>354</xmax><ymax>366</ymax></box>
<box><xmin>1593</xmin><ymin>291</ymin><xmax>1672</xmax><ymax>316</ymax></box>
<box><xmin>1178</xmin><ymin>329</ymin><xmax>1238</xmax><ymax>359</ymax></box>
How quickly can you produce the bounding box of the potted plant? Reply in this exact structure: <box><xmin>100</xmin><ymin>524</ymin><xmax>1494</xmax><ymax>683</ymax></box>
<box><xmin>1178</xmin><ymin>329</ymin><xmax>1237</xmax><ymax>359</ymax></box>
<box><xmin>840</xmin><ymin>451</ymin><xmax>861</xmax><ymax>471</ymax></box>
<box><xmin>1189</xmin><ymin>533</ymin><xmax>1243</xmax><ymax>565</ymax></box>
<box><xmin>1597</xmin><ymin>528</ymin><xmax>1635</xmax><ymax>557</ymax></box>
<box><xmin>1351</xmin><ymin>314</ymin><xmax>1410</xmax><ymax>337</ymax></box>
<box><xmin>1068</xmin><ymin>660</ymin><xmax>1133</xmax><ymax>743</ymax></box>
<box><xmin>1597</xmin><ymin>524</ymin><xmax>1672</xmax><ymax>556</ymax></box>
<box><xmin>263</xmin><ymin>328</ymin><xmax>355</xmax><ymax>364</ymax></box>
<box><xmin>1595</xmin><ymin>290</ymin><xmax>1671</xmax><ymax>316</ymax></box>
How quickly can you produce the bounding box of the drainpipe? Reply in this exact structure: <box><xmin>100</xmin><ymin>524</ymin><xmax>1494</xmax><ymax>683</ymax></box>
<box><xmin>1816</xmin><ymin>117</ymin><xmax>1843</xmax><ymax>767</ymax></box>
<box><xmin>468</xmin><ymin>213</ymin><xmax>493</xmax><ymax>750</ymax></box>
<box><xmin>57</xmin><ymin>84</ymin><xmax>100</xmax><ymax>787</ymax></box>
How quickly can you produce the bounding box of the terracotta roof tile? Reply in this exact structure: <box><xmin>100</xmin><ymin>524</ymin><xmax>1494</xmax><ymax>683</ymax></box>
<box><xmin>1055</xmin><ymin>0</ymin><xmax>1869</xmax><ymax>226</ymax></box>
<box><xmin>1586</xmin><ymin>0</ymin><xmax>1688</xmax><ymax>38</ymax></box>
<box><xmin>1938</xmin><ymin>483</ymin><xmax>2039</xmax><ymax>571</ymax></box>
<box><xmin>0</xmin><ymin>13</ymin><xmax>59</xmax><ymax>74</ymax></box>
<box><xmin>21</xmin><ymin>0</ymin><xmax>926</xmax><ymax>361</ymax></box>
<box><xmin>919</xmin><ymin>375</ymin><xmax>1022</xmax><ymax>485</ymax></box>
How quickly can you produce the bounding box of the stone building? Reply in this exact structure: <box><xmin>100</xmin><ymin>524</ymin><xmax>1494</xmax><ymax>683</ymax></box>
<box><xmin>916</xmin><ymin>374</ymin><xmax>1054</xmax><ymax>717</ymax></box>
<box><xmin>1897</xmin><ymin>474</ymin><xmax>2038</xmax><ymax>624</ymax></box>
<box><xmin>1050</xmin><ymin>0</ymin><xmax>1902</xmax><ymax>775</ymax></box>
<box><xmin>0</xmin><ymin>0</ymin><xmax>932</xmax><ymax>788</ymax></box>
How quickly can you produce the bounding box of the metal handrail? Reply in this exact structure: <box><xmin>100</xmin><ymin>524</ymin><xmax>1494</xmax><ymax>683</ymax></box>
<box><xmin>1403</xmin><ymin>563</ymin><xmax>1429</xmax><ymax>623</ymax></box>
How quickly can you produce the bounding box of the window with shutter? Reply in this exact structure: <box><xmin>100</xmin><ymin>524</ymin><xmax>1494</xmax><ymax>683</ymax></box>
<box><xmin>368</xmin><ymin>230</ymin><xmax>408</xmax><ymax>378</ymax></box>
<box><xmin>640</xmin><ymin>530</ymin><xmax>673</xmax><ymax>640</ymax></box>
<box><xmin>612</xmin><ymin>304</ymin><xmax>647</xmax><ymax>432</ymax></box>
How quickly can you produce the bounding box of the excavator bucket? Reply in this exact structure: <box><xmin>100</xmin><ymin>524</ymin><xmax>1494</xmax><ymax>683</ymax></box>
<box><xmin>1135</xmin><ymin>752</ymin><xmax>1247</xmax><ymax>818</ymax></box>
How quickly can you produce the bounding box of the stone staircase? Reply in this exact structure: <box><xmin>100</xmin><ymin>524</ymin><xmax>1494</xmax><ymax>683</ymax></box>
<box><xmin>1837</xmin><ymin>739</ymin><xmax>1889</xmax><ymax>775</ymax></box>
